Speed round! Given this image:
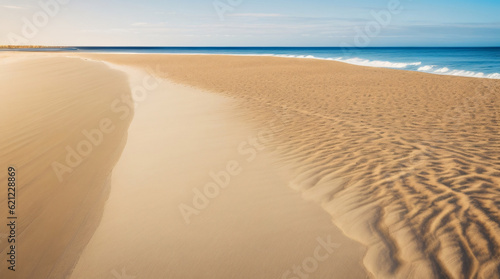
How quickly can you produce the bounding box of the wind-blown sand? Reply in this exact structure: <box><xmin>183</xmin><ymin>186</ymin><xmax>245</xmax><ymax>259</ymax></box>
<box><xmin>68</xmin><ymin>64</ymin><xmax>367</xmax><ymax>279</ymax></box>
<box><xmin>0</xmin><ymin>54</ymin><xmax>133</xmax><ymax>278</ymax></box>
<box><xmin>1</xmin><ymin>52</ymin><xmax>499</xmax><ymax>279</ymax></box>
<box><xmin>76</xmin><ymin>54</ymin><xmax>500</xmax><ymax>278</ymax></box>
<box><xmin>1</xmin><ymin>53</ymin><xmax>368</xmax><ymax>279</ymax></box>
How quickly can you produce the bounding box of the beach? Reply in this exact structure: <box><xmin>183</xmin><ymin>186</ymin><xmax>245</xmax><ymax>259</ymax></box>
<box><xmin>0</xmin><ymin>54</ymin><xmax>133</xmax><ymax>278</ymax></box>
<box><xmin>1</xmin><ymin>52</ymin><xmax>500</xmax><ymax>278</ymax></box>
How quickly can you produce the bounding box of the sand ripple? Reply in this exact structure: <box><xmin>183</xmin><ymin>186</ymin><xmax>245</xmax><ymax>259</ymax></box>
<box><xmin>80</xmin><ymin>54</ymin><xmax>500</xmax><ymax>278</ymax></box>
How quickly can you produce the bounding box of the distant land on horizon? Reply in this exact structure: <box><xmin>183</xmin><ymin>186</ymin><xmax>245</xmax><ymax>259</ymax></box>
<box><xmin>1</xmin><ymin>45</ymin><xmax>499</xmax><ymax>49</ymax></box>
<box><xmin>0</xmin><ymin>45</ymin><xmax>65</xmax><ymax>49</ymax></box>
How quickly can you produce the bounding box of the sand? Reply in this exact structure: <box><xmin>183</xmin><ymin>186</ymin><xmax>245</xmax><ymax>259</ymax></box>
<box><xmin>67</xmin><ymin>63</ymin><xmax>367</xmax><ymax>279</ymax></box>
<box><xmin>1</xmin><ymin>53</ymin><xmax>369</xmax><ymax>279</ymax></box>
<box><xmin>75</xmin><ymin>54</ymin><xmax>500</xmax><ymax>278</ymax></box>
<box><xmin>0</xmin><ymin>54</ymin><xmax>133</xmax><ymax>278</ymax></box>
<box><xmin>1</xmin><ymin>52</ymin><xmax>499</xmax><ymax>279</ymax></box>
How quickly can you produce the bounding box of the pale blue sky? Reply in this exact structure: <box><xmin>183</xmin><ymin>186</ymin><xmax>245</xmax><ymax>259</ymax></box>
<box><xmin>1</xmin><ymin>0</ymin><xmax>499</xmax><ymax>46</ymax></box>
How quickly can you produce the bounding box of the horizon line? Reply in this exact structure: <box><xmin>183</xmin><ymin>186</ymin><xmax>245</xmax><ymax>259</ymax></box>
<box><xmin>2</xmin><ymin>45</ymin><xmax>500</xmax><ymax>48</ymax></box>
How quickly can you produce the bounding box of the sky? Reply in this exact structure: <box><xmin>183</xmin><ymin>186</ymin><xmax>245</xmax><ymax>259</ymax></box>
<box><xmin>1</xmin><ymin>0</ymin><xmax>499</xmax><ymax>46</ymax></box>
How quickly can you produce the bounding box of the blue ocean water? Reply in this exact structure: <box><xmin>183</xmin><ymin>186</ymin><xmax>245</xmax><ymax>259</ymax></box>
<box><xmin>9</xmin><ymin>47</ymin><xmax>500</xmax><ymax>79</ymax></box>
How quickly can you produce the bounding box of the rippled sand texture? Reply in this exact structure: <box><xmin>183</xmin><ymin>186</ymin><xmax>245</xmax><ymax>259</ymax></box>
<box><xmin>80</xmin><ymin>54</ymin><xmax>500</xmax><ymax>279</ymax></box>
<box><xmin>0</xmin><ymin>55</ymin><xmax>133</xmax><ymax>278</ymax></box>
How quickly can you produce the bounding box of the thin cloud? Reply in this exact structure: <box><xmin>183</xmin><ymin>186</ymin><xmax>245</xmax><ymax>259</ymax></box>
<box><xmin>231</xmin><ymin>13</ymin><xmax>285</xmax><ymax>18</ymax></box>
<box><xmin>131</xmin><ymin>22</ymin><xmax>167</xmax><ymax>27</ymax></box>
<box><xmin>1</xmin><ymin>5</ymin><xmax>25</xmax><ymax>9</ymax></box>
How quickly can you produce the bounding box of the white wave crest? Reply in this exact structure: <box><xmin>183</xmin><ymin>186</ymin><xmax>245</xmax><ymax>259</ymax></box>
<box><xmin>418</xmin><ymin>65</ymin><xmax>435</xmax><ymax>71</ymax></box>
<box><xmin>433</xmin><ymin>67</ymin><xmax>450</xmax><ymax>73</ymax></box>
<box><xmin>269</xmin><ymin>54</ymin><xmax>500</xmax><ymax>80</ymax></box>
<box><xmin>447</xmin><ymin>70</ymin><xmax>500</xmax><ymax>79</ymax></box>
<box><xmin>276</xmin><ymin>54</ymin><xmax>317</xmax><ymax>59</ymax></box>
<box><xmin>487</xmin><ymin>73</ymin><xmax>500</xmax><ymax>79</ymax></box>
<box><xmin>335</xmin><ymin>57</ymin><xmax>422</xmax><ymax>69</ymax></box>
<box><xmin>412</xmin><ymin>65</ymin><xmax>500</xmax><ymax>79</ymax></box>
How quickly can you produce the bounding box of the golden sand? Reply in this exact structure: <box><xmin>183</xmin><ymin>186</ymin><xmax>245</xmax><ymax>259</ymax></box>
<box><xmin>1</xmin><ymin>54</ymin><xmax>369</xmax><ymax>279</ymax></box>
<box><xmin>1</xmin><ymin>52</ymin><xmax>499</xmax><ymax>279</ymax></box>
<box><xmin>78</xmin><ymin>54</ymin><xmax>500</xmax><ymax>278</ymax></box>
<box><xmin>68</xmin><ymin>63</ymin><xmax>368</xmax><ymax>279</ymax></box>
<box><xmin>0</xmin><ymin>55</ymin><xmax>133</xmax><ymax>278</ymax></box>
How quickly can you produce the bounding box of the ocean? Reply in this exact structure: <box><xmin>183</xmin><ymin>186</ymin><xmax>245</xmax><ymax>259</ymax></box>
<box><xmin>8</xmin><ymin>47</ymin><xmax>500</xmax><ymax>79</ymax></box>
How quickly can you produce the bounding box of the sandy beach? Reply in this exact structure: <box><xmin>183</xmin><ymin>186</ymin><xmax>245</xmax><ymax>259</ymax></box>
<box><xmin>1</xmin><ymin>52</ymin><xmax>499</xmax><ymax>279</ymax></box>
<box><xmin>0</xmin><ymin>54</ymin><xmax>133</xmax><ymax>278</ymax></box>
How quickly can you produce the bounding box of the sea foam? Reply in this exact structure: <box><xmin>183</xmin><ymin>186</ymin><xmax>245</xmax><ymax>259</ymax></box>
<box><xmin>271</xmin><ymin>54</ymin><xmax>500</xmax><ymax>80</ymax></box>
<box><xmin>335</xmin><ymin>57</ymin><xmax>422</xmax><ymax>69</ymax></box>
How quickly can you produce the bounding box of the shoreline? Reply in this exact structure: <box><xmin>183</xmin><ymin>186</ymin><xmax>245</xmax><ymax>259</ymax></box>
<box><xmin>3</xmin><ymin>49</ymin><xmax>499</xmax><ymax>80</ymax></box>
<box><xmin>84</xmin><ymin>52</ymin><xmax>500</xmax><ymax>80</ymax></box>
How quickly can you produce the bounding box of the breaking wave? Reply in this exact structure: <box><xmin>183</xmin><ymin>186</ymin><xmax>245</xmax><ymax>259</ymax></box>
<box><xmin>271</xmin><ymin>54</ymin><xmax>500</xmax><ymax>79</ymax></box>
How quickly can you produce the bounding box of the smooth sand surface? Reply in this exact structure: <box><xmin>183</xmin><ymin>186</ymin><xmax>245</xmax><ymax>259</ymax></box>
<box><xmin>77</xmin><ymin>54</ymin><xmax>500</xmax><ymax>279</ymax></box>
<box><xmin>68</xmin><ymin>64</ymin><xmax>368</xmax><ymax>279</ymax></box>
<box><xmin>0</xmin><ymin>54</ymin><xmax>133</xmax><ymax>278</ymax></box>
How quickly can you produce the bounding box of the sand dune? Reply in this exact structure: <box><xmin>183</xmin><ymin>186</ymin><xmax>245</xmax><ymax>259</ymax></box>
<box><xmin>78</xmin><ymin>54</ymin><xmax>500</xmax><ymax>278</ymax></box>
<box><xmin>0</xmin><ymin>55</ymin><xmax>133</xmax><ymax>278</ymax></box>
<box><xmin>0</xmin><ymin>54</ymin><xmax>370</xmax><ymax>279</ymax></box>
<box><xmin>68</xmin><ymin>64</ymin><xmax>368</xmax><ymax>279</ymax></box>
